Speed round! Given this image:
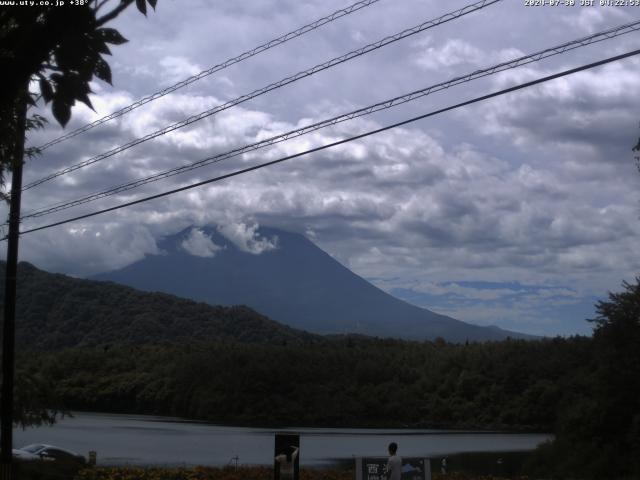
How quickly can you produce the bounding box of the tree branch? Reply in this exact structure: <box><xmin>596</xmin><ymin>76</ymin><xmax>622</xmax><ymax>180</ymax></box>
<box><xmin>96</xmin><ymin>0</ymin><xmax>135</xmax><ymax>27</ymax></box>
<box><xmin>94</xmin><ymin>0</ymin><xmax>111</xmax><ymax>13</ymax></box>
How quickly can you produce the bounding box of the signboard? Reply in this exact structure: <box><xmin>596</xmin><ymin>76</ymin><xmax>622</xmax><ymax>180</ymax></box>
<box><xmin>274</xmin><ymin>433</ymin><xmax>300</xmax><ymax>480</ymax></box>
<box><xmin>355</xmin><ymin>457</ymin><xmax>431</xmax><ymax>480</ymax></box>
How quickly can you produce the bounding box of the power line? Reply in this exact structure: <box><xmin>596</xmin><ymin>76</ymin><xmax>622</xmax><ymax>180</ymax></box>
<box><xmin>34</xmin><ymin>0</ymin><xmax>383</xmax><ymax>152</ymax></box>
<box><xmin>23</xmin><ymin>0</ymin><xmax>501</xmax><ymax>191</ymax></box>
<box><xmin>20</xmin><ymin>19</ymin><xmax>640</xmax><ymax>221</ymax></box>
<box><xmin>14</xmin><ymin>48</ymin><xmax>640</xmax><ymax>238</ymax></box>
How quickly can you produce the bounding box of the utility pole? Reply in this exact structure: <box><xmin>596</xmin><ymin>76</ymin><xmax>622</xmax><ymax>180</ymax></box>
<box><xmin>1</xmin><ymin>93</ymin><xmax>27</xmax><ymax>480</ymax></box>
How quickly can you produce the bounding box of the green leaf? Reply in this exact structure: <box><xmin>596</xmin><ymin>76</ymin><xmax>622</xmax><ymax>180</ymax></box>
<box><xmin>97</xmin><ymin>28</ymin><xmax>128</xmax><ymax>45</ymax></box>
<box><xmin>39</xmin><ymin>78</ymin><xmax>54</xmax><ymax>103</ymax></box>
<box><xmin>136</xmin><ymin>0</ymin><xmax>147</xmax><ymax>15</ymax></box>
<box><xmin>52</xmin><ymin>98</ymin><xmax>71</xmax><ymax>127</ymax></box>
<box><xmin>56</xmin><ymin>73</ymin><xmax>94</xmax><ymax>111</ymax></box>
<box><xmin>94</xmin><ymin>56</ymin><xmax>112</xmax><ymax>85</ymax></box>
<box><xmin>82</xmin><ymin>53</ymin><xmax>103</xmax><ymax>81</ymax></box>
<box><xmin>73</xmin><ymin>79</ymin><xmax>94</xmax><ymax>110</ymax></box>
<box><xmin>92</xmin><ymin>38</ymin><xmax>112</xmax><ymax>56</ymax></box>
<box><xmin>76</xmin><ymin>91</ymin><xmax>94</xmax><ymax>111</ymax></box>
<box><xmin>55</xmin><ymin>41</ymin><xmax>86</xmax><ymax>70</ymax></box>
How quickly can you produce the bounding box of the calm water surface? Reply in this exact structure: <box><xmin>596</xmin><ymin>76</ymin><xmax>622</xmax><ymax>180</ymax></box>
<box><xmin>14</xmin><ymin>412</ymin><xmax>552</xmax><ymax>467</ymax></box>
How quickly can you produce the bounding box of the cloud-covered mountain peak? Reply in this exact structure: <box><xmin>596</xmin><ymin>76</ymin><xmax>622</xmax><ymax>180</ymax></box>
<box><xmin>166</xmin><ymin>223</ymin><xmax>279</xmax><ymax>257</ymax></box>
<box><xmin>94</xmin><ymin>224</ymin><xmax>533</xmax><ymax>342</ymax></box>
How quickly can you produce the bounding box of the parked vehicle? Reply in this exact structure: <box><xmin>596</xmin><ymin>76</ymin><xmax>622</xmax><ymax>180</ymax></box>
<box><xmin>17</xmin><ymin>444</ymin><xmax>86</xmax><ymax>464</ymax></box>
<box><xmin>11</xmin><ymin>449</ymin><xmax>39</xmax><ymax>460</ymax></box>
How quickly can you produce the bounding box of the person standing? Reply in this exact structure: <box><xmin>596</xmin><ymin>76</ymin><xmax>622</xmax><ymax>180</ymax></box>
<box><xmin>386</xmin><ymin>442</ymin><xmax>402</xmax><ymax>480</ymax></box>
<box><xmin>275</xmin><ymin>445</ymin><xmax>298</xmax><ymax>480</ymax></box>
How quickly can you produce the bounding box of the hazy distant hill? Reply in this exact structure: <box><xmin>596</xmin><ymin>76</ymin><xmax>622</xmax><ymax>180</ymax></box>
<box><xmin>93</xmin><ymin>226</ymin><xmax>530</xmax><ymax>342</ymax></box>
<box><xmin>0</xmin><ymin>261</ymin><xmax>319</xmax><ymax>350</ymax></box>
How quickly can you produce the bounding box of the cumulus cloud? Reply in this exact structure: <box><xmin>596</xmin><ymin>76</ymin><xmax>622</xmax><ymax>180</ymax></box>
<box><xmin>561</xmin><ymin>6</ymin><xmax>629</xmax><ymax>34</ymax></box>
<box><xmin>158</xmin><ymin>56</ymin><xmax>203</xmax><ymax>83</ymax></box>
<box><xmin>414</xmin><ymin>38</ymin><xmax>484</xmax><ymax>70</ymax></box>
<box><xmin>181</xmin><ymin>228</ymin><xmax>224</xmax><ymax>257</ymax></box>
<box><xmin>412</xmin><ymin>37</ymin><xmax>525</xmax><ymax>72</ymax></box>
<box><xmin>17</xmin><ymin>223</ymin><xmax>159</xmax><ymax>277</ymax></box>
<box><xmin>217</xmin><ymin>222</ymin><xmax>278</xmax><ymax>254</ymax></box>
<box><xmin>469</xmin><ymin>61</ymin><xmax>640</xmax><ymax>156</ymax></box>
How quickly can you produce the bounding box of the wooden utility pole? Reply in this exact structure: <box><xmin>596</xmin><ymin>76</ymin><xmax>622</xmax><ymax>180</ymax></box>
<box><xmin>1</xmin><ymin>94</ymin><xmax>27</xmax><ymax>480</ymax></box>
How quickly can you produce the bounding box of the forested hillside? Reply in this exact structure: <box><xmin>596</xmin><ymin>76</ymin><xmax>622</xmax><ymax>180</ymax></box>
<box><xmin>20</xmin><ymin>336</ymin><xmax>592</xmax><ymax>431</ymax></box>
<box><xmin>0</xmin><ymin>261</ymin><xmax>319</xmax><ymax>349</ymax></box>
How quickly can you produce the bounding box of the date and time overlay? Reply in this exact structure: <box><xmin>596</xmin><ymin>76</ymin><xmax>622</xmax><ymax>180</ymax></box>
<box><xmin>525</xmin><ymin>0</ymin><xmax>640</xmax><ymax>6</ymax></box>
<box><xmin>1</xmin><ymin>0</ymin><xmax>640</xmax><ymax>8</ymax></box>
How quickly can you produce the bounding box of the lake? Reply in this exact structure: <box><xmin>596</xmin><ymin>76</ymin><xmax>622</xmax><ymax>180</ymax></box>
<box><xmin>13</xmin><ymin>412</ymin><xmax>552</xmax><ymax>467</ymax></box>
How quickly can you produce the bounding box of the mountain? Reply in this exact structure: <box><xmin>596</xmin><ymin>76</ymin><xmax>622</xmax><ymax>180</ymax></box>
<box><xmin>0</xmin><ymin>261</ymin><xmax>319</xmax><ymax>350</ymax></box>
<box><xmin>93</xmin><ymin>226</ymin><xmax>530</xmax><ymax>342</ymax></box>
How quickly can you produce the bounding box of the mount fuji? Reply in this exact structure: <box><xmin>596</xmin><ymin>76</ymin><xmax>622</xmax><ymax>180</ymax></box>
<box><xmin>92</xmin><ymin>226</ymin><xmax>531</xmax><ymax>342</ymax></box>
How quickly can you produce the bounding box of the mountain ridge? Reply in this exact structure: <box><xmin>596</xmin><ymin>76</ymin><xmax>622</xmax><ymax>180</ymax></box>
<box><xmin>0</xmin><ymin>260</ymin><xmax>320</xmax><ymax>350</ymax></box>
<box><xmin>93</xmin><ymin>225</ymin><xmax>533</xmax><ymax>342</ymax></box>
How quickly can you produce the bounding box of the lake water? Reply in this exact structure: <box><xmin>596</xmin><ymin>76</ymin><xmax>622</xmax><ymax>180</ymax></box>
<box><xmin>13</xmin><ymin>412</ymin><xmax>552</xmax><ymax>467</ymax></box>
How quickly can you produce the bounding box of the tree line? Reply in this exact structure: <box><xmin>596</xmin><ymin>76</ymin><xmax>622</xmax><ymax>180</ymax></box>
<box><xmin>19</xmin><ymin>336</ymin><xmax>591</xmax><ymax>431</ymax></box>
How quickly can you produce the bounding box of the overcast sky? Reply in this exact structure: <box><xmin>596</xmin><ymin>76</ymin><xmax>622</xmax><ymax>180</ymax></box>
<box><xmin>4</xmin><ymin>0</ymin><xmax>640</xmax><ymax>336</ymax></box>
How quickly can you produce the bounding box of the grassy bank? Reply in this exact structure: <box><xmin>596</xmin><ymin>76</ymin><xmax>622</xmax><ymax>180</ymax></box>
<box><xmin>77</xmin><ymin>466</ymin><xmax>529</xmax><ymax>480</ymax></box>
<box><xmin>14</xmin><ymin>464</ymin><xmax>532</xmax><ymax>480</ymax></box>
<box><xmin>77</xmin><ymin>466</ymin><xmax>352</xmax><ymax>480</ymax></box>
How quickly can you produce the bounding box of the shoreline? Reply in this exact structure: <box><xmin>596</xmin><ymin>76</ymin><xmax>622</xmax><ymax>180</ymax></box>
<box><xmin>61</xmin><ymin>410</ymin><xmax>552</xmax><ymax>435</ymax></box>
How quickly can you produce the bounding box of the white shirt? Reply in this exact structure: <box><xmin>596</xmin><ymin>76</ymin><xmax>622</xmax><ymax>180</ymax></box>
<box><xmin>275</xmin><ymin>447</ymin><xmax>298</xmax><ymax>479</ymax></box>
<box><xmin>387</xmin><ymin>454</ymin><xmax>402</xmax><ymax>480</ymax></box>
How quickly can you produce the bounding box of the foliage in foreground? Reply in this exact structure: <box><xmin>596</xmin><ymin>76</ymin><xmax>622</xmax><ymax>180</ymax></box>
<box><xmin>1</xmin><ymin>0</ymin><xmax>158</xmax><ymax>431</ymax></box>
<box><xmin>74</xmin><ymin>466</ymin><xmax>525</xmax><ymax>480</ymax></box>
<box><xmin>76</xmin><ymin>466</ymin><xmax>351</xmax><ymax>480</ymax></box>
<box><xmin>525</xmin><ymin>278</ymin><xmax>640</xmax><ymax>480</ymax></box>
<box><xmin>0</xmin><ymin>0</ymin><xmax>159</xmax><ymax>191</ymax></box>
<box><xmin>14</xmin><ymin>458</ymin><xmax>84</xmax><ymax>480</ymax></box>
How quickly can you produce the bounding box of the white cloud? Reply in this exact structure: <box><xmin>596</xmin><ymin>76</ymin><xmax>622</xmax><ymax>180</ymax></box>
<box><xmin>561</xmin><ymin>6</ymin><xmax>629</xmax><ymax>34</ymax></box>
<box><xmin>158</xmin><ymin>56</ymin><xmax>203</xmax><ymax>83</ymax></box>
<box><xmin>18</xmin><ymin>223</ymin><xmax>159</xmax><ymax>277</ymax></box>
<box><xmin>413</xmin><ymin>37</ymin><xmax>526</xmax><ymax>72</ymax></box>
<box><xmin>414</xmin><ymin>38</ymin><xmax>484</xmax><ymax>70</ymax></box>
<box><xmin>217</xmin><ymin>222</ymin><xmax>278</xmax><ymax>255</ymax></box>
<box><xmin>181</xmin><ymin>228</ymin><xmax>224</xmax><ymax>257</ymax></box>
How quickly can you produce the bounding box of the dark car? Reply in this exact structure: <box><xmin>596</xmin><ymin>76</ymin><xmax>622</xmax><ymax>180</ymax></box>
<box><xmin>8</xmin><ymin>449</ymin><xmax>39</xmax><ymax>461</ymax></box>
<box><xmin>17</xmin><ymin>444</ymin><xmax>86</xmax><ymax>464</ymax></box>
